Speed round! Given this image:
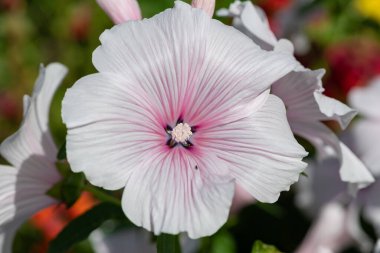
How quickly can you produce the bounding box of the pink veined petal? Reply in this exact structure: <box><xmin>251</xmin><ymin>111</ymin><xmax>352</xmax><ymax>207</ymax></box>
<box><xmin>62</xmin><ymin>73</ymin><xmax>166</xmax><ymax>190</ymax></box>
<box><xmin>0</xmin><ymin>63</ymin><xmax>67</xmax><ymax>168</ymax></box>
<box><xmin>191</xmin><ymin>0</ymin><xmax>215</xmax><ymax>17</ymax></box>
<box><xmin>121</xmin><ymin>150</ymin><xmax>234</xmax><ymax>239</ymax></box>
<box><xmin>96</xmin><ymin>0</ymin><xmax>142</xmax><ymax>24</ymax></box>
<box><xmin>196</xmin><ymin>95</ymin><xmax>307</xmax><ymax>203</ymax></box>
<box><xmin>348</xmin><ymin>77</ymin><xmax>380</xmax><ymax>119</ymax></box>
<box><xmin>92</xmin><ymin>1</ymin><xmax>298</xmax><ymax>127</ymax></box>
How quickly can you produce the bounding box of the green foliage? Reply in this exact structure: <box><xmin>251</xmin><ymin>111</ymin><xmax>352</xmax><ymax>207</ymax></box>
<box><xmin>251</xmin><ymin>241</ymin><xmax>283</xmax><ymax>253</ymax></box>
<box><xmin>57</xmin><ymin>141</ymin><xmax>66</xmax><ymax>160</ymax></box>
<box><xmin>156</xmin><ymin>234</ymin><xmax>182</xmax><ymax>253</ymax></box>
<box><xmin>47</xmin><ymin>170</ymin><xmax>85</xmax><ymax>208</ymax></box>
<box><xmin>48</xmin><ymin>203</ymin><xmax>128</xmax><ymax>253</ymax></box>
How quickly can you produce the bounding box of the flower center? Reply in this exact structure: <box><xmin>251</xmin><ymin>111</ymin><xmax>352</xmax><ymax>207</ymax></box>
<box><xmin>171</xmin><ymin>123</ymin><xmax>193</xmax><ymax>143</ymax></box>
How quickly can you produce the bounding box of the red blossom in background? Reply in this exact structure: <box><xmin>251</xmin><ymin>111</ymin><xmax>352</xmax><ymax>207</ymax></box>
<box><xmin>325</xmin><ymin>38</ymin><xmax>380</xmax><ymax>99</ymax></box>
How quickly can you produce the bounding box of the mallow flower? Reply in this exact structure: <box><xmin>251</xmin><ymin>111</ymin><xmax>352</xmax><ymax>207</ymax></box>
<box><xmin>62</xmin><ymin>1</ymin><xmax>308</xmax><ymax>238</ymax></box>
<box><xmin>295</xmin><ymin>78</ymin><xmax>380</xmax><ymax>252</ymax></box>
<box><xmin>218</xmin><ymin>0</ymin><xmax>374</xmax><ymax>188</ymax></box>
<box><xmin>0</xmin><ymin>63</ymin><xmax>67</xmax><ymax>252</ymax></box>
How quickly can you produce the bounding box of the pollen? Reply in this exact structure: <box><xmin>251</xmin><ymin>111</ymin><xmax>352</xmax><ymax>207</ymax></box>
<box><xmin>171</xmin><ymin>123</ymin><xmax>193</xmax><ymax>143</ymax></box>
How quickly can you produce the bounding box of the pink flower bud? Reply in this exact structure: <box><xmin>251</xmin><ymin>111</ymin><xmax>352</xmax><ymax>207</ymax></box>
<box><xmin>192</xmin><ymin>0</ymin><xmax>215</xmax><ymax>17</ymax></box>
<box><xmin>96</xmin><ymin>0</ymin><xmax>142</xmax><ymax>24</ymax></box>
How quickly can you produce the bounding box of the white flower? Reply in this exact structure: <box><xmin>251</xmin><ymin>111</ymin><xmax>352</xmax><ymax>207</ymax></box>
<box><xmin>62</xmin><ymin>1</ymin><xmax>307</xmax><ymax>238</ymax></box>
<box><xmin>0</xmin><ymin>63</ymin><xmax>67</xmax><ymax>252</ymax></box>
<box><xmin>218</xmin><ymin>0</ymin><xmax>374</xmax><ymax>189</ymax></box>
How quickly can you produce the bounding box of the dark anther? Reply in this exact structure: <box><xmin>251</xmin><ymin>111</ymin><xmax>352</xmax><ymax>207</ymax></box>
<box><xmin>165</xmin><ymin>124</ymin><xmax>172</xmax><ymax>134</ymax></box>
<box><xmin>191</xmin><ymin>126</ymin><xmax>197</xmax><ymax>133</ymax></box>
<box><xmin>166</xmin><ymin>139</ymin><xmax>177</xmax><ymax>148</ymax></box>
<box><xmin>181</xmin><ymin>141</ymin><xmax>193</xmax><ymax>149</ymax></box>
<box><xmin>176</xmin><ymin>118</ymin><xmax>184</xmax><ymax>124</ymax></box>
<box><xmin>195</xmin><ymin>165</ymin><xmax>198</xmax><ymax>170</ymax></box>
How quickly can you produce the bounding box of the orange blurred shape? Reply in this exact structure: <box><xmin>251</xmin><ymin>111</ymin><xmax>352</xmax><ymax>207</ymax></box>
<box><xmin>31</xmin><ymin>192</ymin><xmax>97</xmax><ymax>241</ymax></box>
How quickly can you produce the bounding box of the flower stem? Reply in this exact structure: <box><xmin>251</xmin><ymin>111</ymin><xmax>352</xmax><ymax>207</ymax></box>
<box><xmin>84</xmin><ymin>184</ymin><xmax>121</xmax><ymax>206</ymax></box>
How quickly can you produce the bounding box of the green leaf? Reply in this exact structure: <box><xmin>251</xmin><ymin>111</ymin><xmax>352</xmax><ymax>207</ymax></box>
<box><xmin>157</xmin><ymin>234</ymin><xmax>182</xmax><ymax>253</ymax></box>
<box><xmin>62</xmin><ymin>172</ymin><xmax>85</xmax><ymax>207</ymax></box>
<box><xmin>57</xmin><ymin>141</ymin><xmax>66</xmax><ymax>160</ymax></box>
<box><xmin>210</xmin><ymin>231</ymin><xmax>236</xmax><ymax>253</ymax></box>
<box><xmin>301</xmin><ymin>171</ymin><xmax>309</xmax><ymax>178</ymax></box>
<box><xmin>46</xmin><ymin>171</ymin><xmax>85</xmax><ymax>208</ymax></box>
<box><xmin>48</xmin><ymin>203</ymin><xmax>128</xmax><ymax>253</ymax></box>
<box><xmin>251</xmin><ymin>241</ymin><xmax>283</xmax><ymax>253</ymax></box>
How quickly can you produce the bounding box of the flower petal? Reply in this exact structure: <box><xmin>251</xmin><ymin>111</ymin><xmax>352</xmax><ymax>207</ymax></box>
<box><xmin>62</xmin><ymin>73</ymin><xmax>167</xmax><ymax>190</ymax></box>
<box><xmin>348</xmin><ymin>77</ymin><xmax>380</xmax><ymax>119</ymax></box>
<box><xmin>191</xmin><ymin>0</ymin><xmax>215</xmax><ymax>17</ymax></box>
<box><xmin>121</xmin><ymin>151</ymin><xmax>234</xmax><ymax>239</ymax></box>
<box><xmin>0</xmin><ymin>63</ymin><xmax>67</xmax><ymax>167</ymax></box>
<box><xmin>92</xmin><ymin>1</ymin><xmax>297</xmax><ymax>126</ymax></box>
<box><xmin>348</xmin><ymin>120</ymin><xmax>380</xmax><ymax>176</ymax></box>
<box><xmin>0</xmin><ymin>165</ymin><xmax>58</xmax><ymax>227</ymax></box>
<box><xmin>339</xmin><ymin>142</ymin><xmax>374</xmax><ymax>189</ymax></box>
<box><xmin>291</xmin><ymin>121</ymin><xmax>340</xmax><ymax>161</ymax></box>
<box><xmin>196</xmin><ymin>95</ymin><xmax>307</xmax><ymax>203</ymax></box>
<box><xmin>272</xmin><ymin>68</ymin><xmax>356</xmax><ymax>129</ymax></box>
<box><xmin>217</xmin><ymin>1</ymin><xmax>277</xmax><ymax>50</ymax></box>
<box><xmin>96</xmin><ymin>0</ymin><xmax>142</xmax><ymax>24</ymax></box>
<box><xmin>295</xmin><ymin>203</ymin><xmax>352</xmax><ymax>253</ymax></box>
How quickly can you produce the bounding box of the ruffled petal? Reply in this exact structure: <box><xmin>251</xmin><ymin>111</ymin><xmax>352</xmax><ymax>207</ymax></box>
<box><xmin>272</xmin><ymin>68</ymin><xmax>356</xmax><ymax>129</ymax></box>
<box><xmin>291</xmin><ymin>121</ymin><xmax>340</xmax><ymax>161</ymax></box>
<box><xmin>217</xmin><ymin>1</ymin><xmax>277</xmax><ymax>50</ymax></box>
<box><xmin>339</xmin><ymin>142</ymin><xmax>374</xmax><ymax>190</ymax></box>
<box><xmin>196</xmin><ymin>95</ymin><xmax>307</xmax><ymax>203</ymax></box>
<box><xmin>92</xmin><ymin>1</ymin><xmax>297</xmax><ymax>126</ymax></box>
<box><xmin>121</xmin><ymin>151</ymin><xmax>234</xmax><ymax>239</ymax></box>
<box><xmin>0</xmin><ymin>63</ymin><xmax>67</xmax><ymax>167</ymax></box>
<box><xmin>349</xmin><ymin>77</ymin><xmax>380</xmax><ymax>119</ymax></box>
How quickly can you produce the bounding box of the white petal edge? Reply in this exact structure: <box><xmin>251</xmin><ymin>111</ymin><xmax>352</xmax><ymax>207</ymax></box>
<box><xmin>0</xmin><ymin>63</ymin><xmax>67</xmax><ymax>167</ymax></box>
<box><xmin>199</xmin><ymin>94</ymin><xmax>308</xmax><ymax>203</ymax></box>
<box><xmin>121</xmin><ymin>152</ymin><xmax>235</xmax><ymax>239</ymax></box>
<box><xmin>339</xmin><ymin>142</ymin><xmax>374</xmax><ymax>190</ymax></box>
<box><xmin>348</xmin><ymin>77</ymin><xmax>380</xmax><ymax>119</ymax></box>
